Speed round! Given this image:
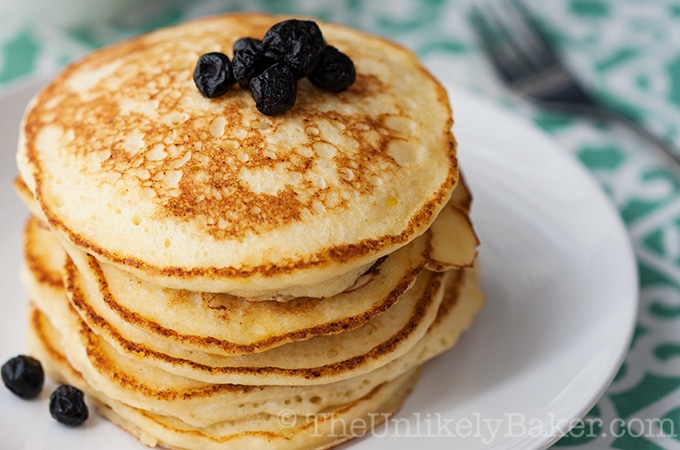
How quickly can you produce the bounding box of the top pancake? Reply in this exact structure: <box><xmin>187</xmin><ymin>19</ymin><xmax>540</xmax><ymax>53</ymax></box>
<box><xmin>17</xmin><ymin>13</ymin><xmax>458</xmax><ymax>295</ymax></box>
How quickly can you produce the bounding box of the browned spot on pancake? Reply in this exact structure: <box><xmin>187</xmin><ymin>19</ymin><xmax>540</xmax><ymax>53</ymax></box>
<box><xmin>13</xmin><ymin>176</ymin><xmax>32</xmax><ymax>201</ymax></box>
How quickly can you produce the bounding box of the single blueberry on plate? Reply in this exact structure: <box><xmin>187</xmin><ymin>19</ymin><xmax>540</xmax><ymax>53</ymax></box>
<box><xmin>49</xmin><ymin>384</ymin><xmax>89</xmax><ymax>426</ymax></box>
<box><xmin>1</xmin><ymin>355</ymin><xmax>44</xmax><ymax>399</ymax></box>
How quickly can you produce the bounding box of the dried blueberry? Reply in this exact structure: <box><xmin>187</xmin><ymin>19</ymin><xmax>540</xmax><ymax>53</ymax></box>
<box><xmin>50</xmin><ymin>385</ymin><xmax>88</xmax><ymax>426</ymax></box>
<box><xmin>233</xmin><ymin>37</ymin><xmax>263</xmax><ymax>54</ymax></box>
<box><xmin>193</xmin><ymin>52</ymin><xmax>235</xmax><ymax>98</ymax></box>
<box><xmin>250</xmin><ymin>63</ymin><xmax>297</xmax><ymax>116</ymax></box>
<box><xmin>262</xmin><ymin>19</ymin><xmax>326</xmax><ymax>79</ymax></box>
<box><xmin>232</xmin><ymin>46</ymin><xmax>273</xmax><ymax>89</ymax></box>
<box><xmin>2</xmin><ymin>355</ymin><xmax>44</xmax><ymax>399</ymax></box>
<box><xmin>308</xmin><ymin>46</ymin><xmax>356</xmax><ymax>92</ymax></box>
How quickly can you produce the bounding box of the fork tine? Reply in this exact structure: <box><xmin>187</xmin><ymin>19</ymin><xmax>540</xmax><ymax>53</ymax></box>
<box><xmin>502</xmin><ymin>0</ymin><xmax>598</xmax><ymax>105</ymax></box>
<box><xmin>503</xmin><ymin>0</ymin><xmax>561</xmax><ymax>69</ymax></box>
<box><xmin>471</xmin><ymin>0</ymin><xmax>680</xmax><ymax>169</ymax></box>
<box><xmin>469</xmin><ymin>4</ymin><xmax>526</xmax><ymax>85</ymax></box>
<box><xmin>471</xmin><ymin>0</ymin><xmax>595</xmax><ymax>105</ymax></box>
<box><xmin>471</xmin><ymin>0</ymin><xmax>555</xmax><ymax>80</ymax></box>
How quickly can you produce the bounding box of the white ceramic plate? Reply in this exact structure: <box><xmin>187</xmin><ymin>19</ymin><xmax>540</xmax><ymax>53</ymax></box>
<box><xmin>0</xmin><ymin>76</ymin><xmax>637</xmax><ymax>449</ymax></box>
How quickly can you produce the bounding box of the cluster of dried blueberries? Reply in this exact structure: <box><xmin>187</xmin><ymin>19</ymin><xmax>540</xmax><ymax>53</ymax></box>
<box><xmin>2</xmin><ymin>355</ymin><xmax>88</xmax><ymax>427</ymax></box>
<box><xmin>193</xmin><ymin>19</ymin><xmax>356</xmax><ymax>116</ymax></box>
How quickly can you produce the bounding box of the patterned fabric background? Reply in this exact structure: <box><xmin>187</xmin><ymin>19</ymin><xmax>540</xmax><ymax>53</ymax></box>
<box><xmin>2</xmin><ymin>0</ymin><xmax>680</xmax><ymax>448</ymax></box>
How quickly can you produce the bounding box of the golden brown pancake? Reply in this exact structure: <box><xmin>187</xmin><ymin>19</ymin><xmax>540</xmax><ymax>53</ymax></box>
<box><xmin>17</xmin><ymin>13</ymin><xmax>458</xmax><ymax>297</ymax></box>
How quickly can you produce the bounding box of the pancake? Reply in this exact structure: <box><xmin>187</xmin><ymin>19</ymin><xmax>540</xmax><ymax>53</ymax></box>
<box><xmin>17</xmin><ymin>13</ymin><xmax>458</xmax><ymax>297</ymax></box>
<box><xmin>17</xmin><ymin>172</ymin><xmax>477</xmax><ymax>304</ymax></box>
<box><xmin>25</xmin><ymin>257</ymin><xmax>423</xmax><ymax>427</ymax></box>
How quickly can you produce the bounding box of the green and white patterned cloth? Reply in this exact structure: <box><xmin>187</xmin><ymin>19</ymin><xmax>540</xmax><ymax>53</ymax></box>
<box><xmin>2</xmin><ymin>0</ymin><xmax>680</xmax><ymax>448</ymax></box>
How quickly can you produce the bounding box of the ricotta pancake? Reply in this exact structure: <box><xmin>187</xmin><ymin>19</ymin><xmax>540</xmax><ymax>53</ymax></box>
<box><xmin>17</xmin><ymin>13</ymin><xmax>458</xmax><ymax>297</ymax></box>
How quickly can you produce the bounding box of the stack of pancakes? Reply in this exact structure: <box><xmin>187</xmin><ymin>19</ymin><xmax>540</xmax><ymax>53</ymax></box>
<box><xmin>14</xmin><ymin>13</ymin><xmax>483</xmax><ymax>450</ymax></box>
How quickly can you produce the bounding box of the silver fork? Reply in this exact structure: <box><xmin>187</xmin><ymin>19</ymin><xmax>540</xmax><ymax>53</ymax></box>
<box><xmin>469</xmin><ymin>0</ymin><xmax>680</xmax><ymax>167</ymax></box>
